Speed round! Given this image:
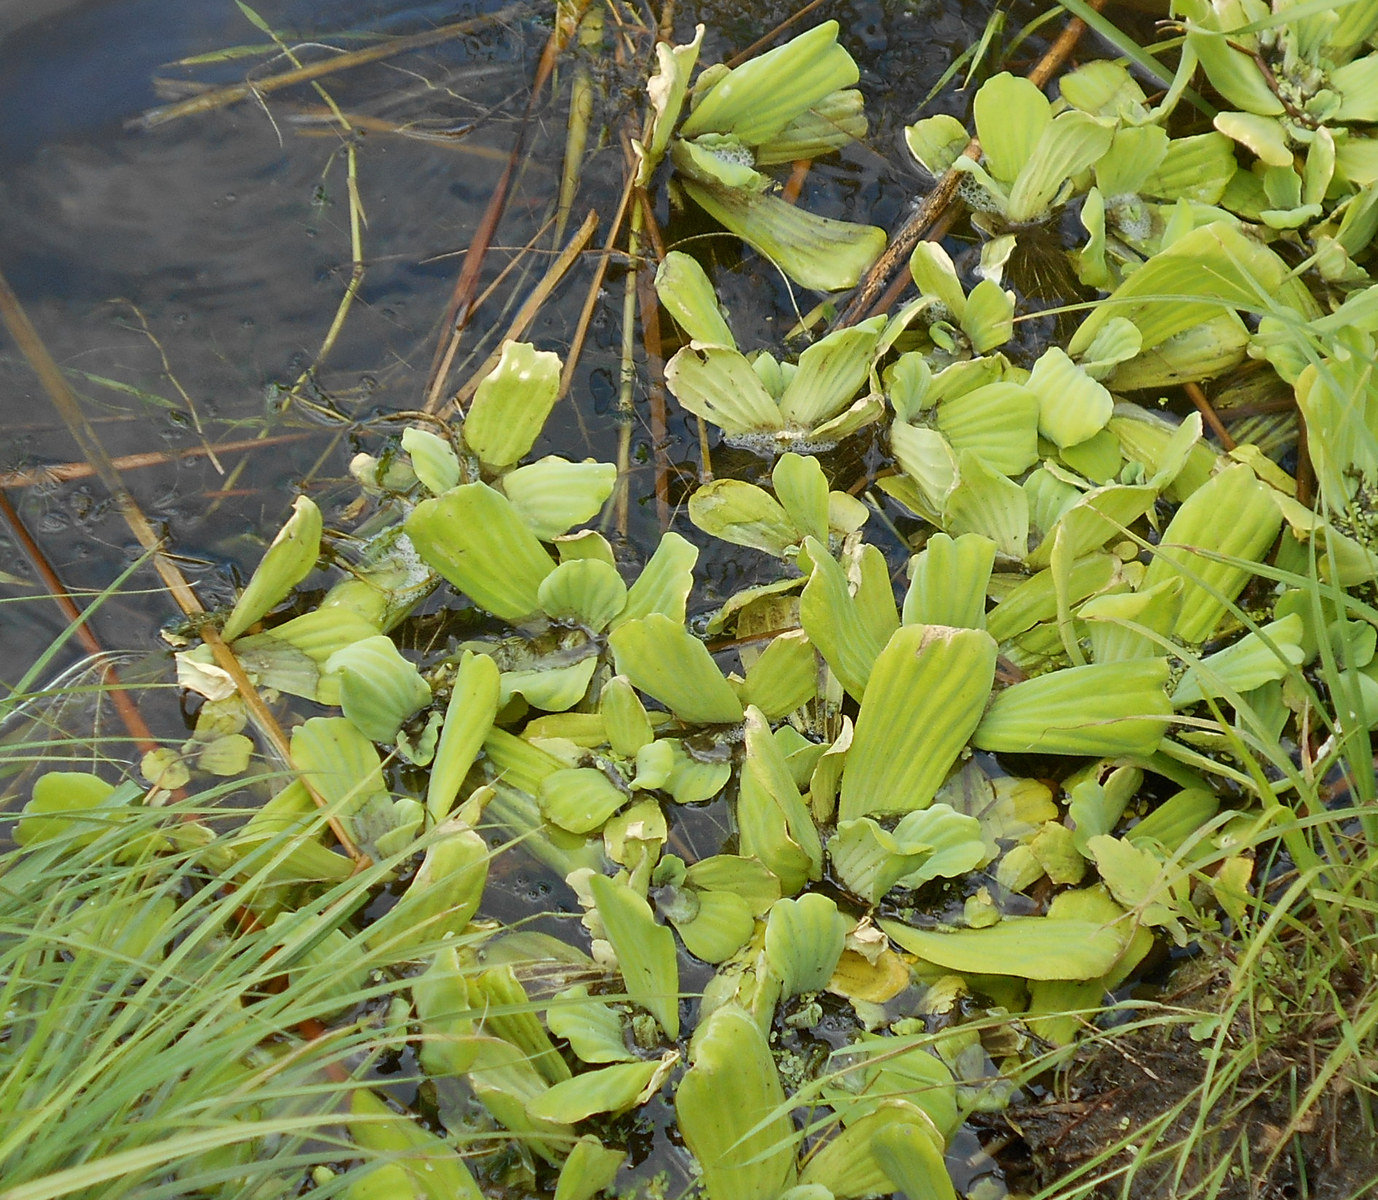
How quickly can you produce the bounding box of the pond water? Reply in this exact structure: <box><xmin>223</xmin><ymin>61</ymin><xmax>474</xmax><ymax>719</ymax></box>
<box><xmin>0</xmin><ymin>0</ymin><xmax>1020</xmax><ymax>703</ymax></box>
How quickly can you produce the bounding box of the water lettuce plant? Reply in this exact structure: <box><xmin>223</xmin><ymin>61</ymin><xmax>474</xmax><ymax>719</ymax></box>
<box><xmin>12</xmin><ymin>6</ymin><xmax>1378</xmax><ymax>1198</ymax></box>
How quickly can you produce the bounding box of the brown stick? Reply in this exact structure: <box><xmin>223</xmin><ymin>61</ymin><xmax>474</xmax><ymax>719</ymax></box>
<box><xmin>0</xmin><ymin>263</ymin><xmax>367</xmax><ymax>867</ymax></box>
<box><xmin>135</xmin><ymin>4</ymin><xmax>532</xmax><ymax>128</ymax></box>
<box><xmin>835</xmin><ymin>0</ymin><xmax>1108</xmax><ymax>328</ymax></box>
<box><xmin>423</xmin><ymin>4</ymin><xmax>588</xmax><ymax>409</ymax></box>
<box><xmin>1184</xmin><ymin>380</ymin><xmax>1236</xmax><ymax>450</ymax></box>
<box><xmin>0</xmin><ymin>433</ymin><xmax>311</xmax><ymax>489</ymax></box>
<box><xmin>0</xmin><ymin>488</ymin><xmax>161</xmax><ymax>758</ymax></box>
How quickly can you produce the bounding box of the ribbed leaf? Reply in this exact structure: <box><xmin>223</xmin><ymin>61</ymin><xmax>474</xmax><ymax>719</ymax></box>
<box><xmin>406</xmin><ymin>483</ymin><xmax>554</xmax><ymax>622</ymax></box>
<box><xmin>680</xmin><ymin>20</ymin><xmax>858</xmax><ymax>144</ymax></box>
<box><xmin>502</xmin><ymin>457</ymin><xmax>617</xmax><ymax>541</ymax></box>
<box><xmin>764</xmin><ymin>893</ymin><xmax>849</xmax><ymax>997</ymax></box>
<box><xmin>1141</xmin><ymin>463</ymin><xmax>1283</xmax><ymax>643</ymax></box>
<box><xmin>839</xmin><ymin>624</ymin><xmax>997</xmax><ymax>821</ymax></box>
<box><xmin>880</xmin><ymin>915</ymin><xmax>1129</xmax><ymax>980</ymax></box>
<box><xmin>462</xmin><ymin>341</ymin><xmax>561</xmax><ymax>469</ymax></box>
<box><xmin>903</xmin><ymin>532</ymin><xmax>995</xmax><ymax>628</ymax></box>
<box><xmin>664</xmin><ymin>344</ymin><xmax>783</xmax><ymax>435</ymax></box>
<box><xmin>222</xmin><ymin>496</ymin><xmax>321</xmax><ymax>642</ymax></box>
<box><xmin>588</xmin><ymin>874</ymin><xmax>680</xmax><ymax>1039</ymax></box>
<box><xmin>777</xmin><ymin>318</ymin><xmax>885</xmax><ymax>428</ymax></box>
<box><xmin>655</xmin><ymin>251</ymin><xmax>735</xmax><ymax>346</ymax></box>
<box><xmin>679</xmin><ymin>177</ymin><xmax>885</xmax><ymax>292</ymax></box>
<box><xmin>973</xmin><ymin>659</ymin><xmax>1172</xmax><ymax>756</ymax></box>
<box><xmin>676</xmin><ymin>1006</ymin><xmax>798</xmax><ymax>1200</ymax></box>
<box><xmin>608</xmin><ymin>614</ymin><xmax>743</xmax><ymax>725</ymax></box>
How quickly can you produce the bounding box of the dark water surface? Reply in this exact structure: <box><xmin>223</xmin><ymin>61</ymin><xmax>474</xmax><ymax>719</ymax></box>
<box><xmin>0</xmin><ymin>0</ymin><xmax>1013</xmax><ymax>709</ymax></box>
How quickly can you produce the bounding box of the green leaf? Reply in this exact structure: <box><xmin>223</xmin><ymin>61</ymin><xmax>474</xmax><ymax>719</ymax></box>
<box><xmin>934</xmin><ymin>382</ymin><xmax>1041</xmax><ymax>475</ymax></box>
<box><xmin>1006</xmin><ymin>110</ymin><xmax>1114</xmax><ymax>223</ymax></box>
<box><xmin>903</xmin><ymin>533</ymin><xmax>995</xmax><ymax>628</ymax></box>
<box><xmin>801</xmin><ymin>1101</ymin><xmax>950</xmax><ymax>1199</ymax></box>
<box><xmin>689</xmin><ymin>479</ymin><xmax>800</xmax><ymax>556</ymax></box>
<box><xmin>776</xmin><ymin>318</ymin><xmax>885</xmax><ymax>430</ymax></box>
<box><xmin>874</xmin><ymin>1119</ymin><xmax>958</xmax><ymax>1200</ymax></box>
<box><xmin>222</xmin><ymin>496</ymin><xmax>321</xmax><ymax>642</ymax></box>
<box><xmin>879</xmin><ymin>915</ymin><xmax>1130</xmax><ymax>980</ymax></box>
<box><xmin>973</xmin><ymin>74</ymin><xmax>1050</xmax><ymax>186</ymax></box>
<box><xmin>608</xmin><ymin>614</ymin><xmax>744</xmax><ymax>725</ymax></box>
<box><xmin>905</xmin><ymin>113</ymin><xmax>970</xmax><ymax>176</ymax></box>
<box><xmin>839</xmin><ymin>624</ymin><xmax>998</xmax><ymax>821</ymax></box>
<box><xmin>663</xmin><ymin>887</ymin><xmax>757</xmax><ymax>962</ymax></box>
<box><xmin>676</xmin><ymin>1006</ymin><xmax>798</xmax><ymax>1200</ymax></box>
<box><xmin>664</xmin><ymin>343</ymin><xmax>783</xmax><ymax>436</ymax></box>
<box><xmin>589</xmin><ymin>874</ymin><xmax>680</xmax><ymax>1039</ymax></box>
<box><xmin>1172</xmin><ymin>613</ymin><xmax>1306</xmax><ymax>705</ymax></box>
<box><xmin>680</xmin><ymin>20</ymin><xmax>858</xmax><ymax>145</ymax></box>
<box><xmin>462</xmin><ymin>340</ymin><xmax>561</xmax><ymax>469</ymax></box>
<box><xmin>528</xmin><ymin>1055</ymin><xmax>677</xmax><ymax>1123</ymax></box>
<box><xmin>641</xmin><ymin>27</ymin><xmax>702</xmax><ymax>176</ymax></box>
<box><xmin>16</xmin><ymin>773</ymin><xmax>134</xmax><ymax>847</ymax></box>
<box><xmin>800</xmin><ymin>538</ymin><xmax>896</xmax><ymax>701</ymax></box>
<box><xmin>348</xmin><ymin>1090</ymin><xmax>483</xmax><ymax>1200</ymax></box>
<box><xmin>406</xmin><ymin>482</ymin><xmax>555</xmax><ymax>623</ymax></box>
<box><xmin>324</xmin><ymin>635</ymin><xmax>432</xmax><ymax>743</ymax></box>
<box><xmin>502</xmin><ymin>457</ymin><xmax>617</xmax><ymax>541</ymax></box>
<box><xmin>401</xmin><ymin>426</ymin><xmax>461</xmax><ymax>494</ymax></box>
<box><xmin>741</xmin><ymin>629</ymin><xmax>818</xmax><ymax>720</ymax></box>
<box><xmin>765</xmin><ymin>893</ymin><xmax>850</xmax><ymax>997</ymax></box>
<box><xmin>973</xmin><ymin>659</ymin><xmax>1172</xmax><ymax>757</ymax></box>
<box><xmin>655</xmin><ymin>250</ymin><xmax>736</xmax><ymax>346</ymax></box>
<box><xmin>554</xmin><ymin>1137</ymin><xmax>626</xmax><ymax>1200</ymax></box>
<box><xmin>548</xmin><ymin>986</ymin><xmax>636</xmax><ymax>1064</ymax></box>
<box><xmin>678</xmin><ymin>176</ymin><xmax>886</xmax><ymax>293</ymax></box>
<box><xmin>942</xmin><ymin>450</ymin><xmax>1029</xmax><ymax>559</ymax></box>
<box><xmin>738</xmin><ymin>706</ymin><xmax>824</xmax><ymax>894</ymax></box>
<box><xmin>618</xmin><ymin>531</ymin><xmax>698</xmax><ymax>627</ymax></box>
<box><xmin>539</xmin><ymin>767</ymin><xmax>628</xmax><ymax>834</ymax></box>
<box><xmin>772</xmin><ymin>453</ymin><xmax>830</xmax><ymax>545</ymax></box>
<box><xmin>366</xmin><ymin>822</ymin><xmax>488</xmax><ymax>956</ymax></box>
<box><xmin>538</xmin><ymin>558</ymin><xmax>628</xmax><ymax>631</ymax></box>
<box><xmin>829</xmin><ymin>818</ymin><xmax>935</xmax><ymax>905</ymax></box>
<box><xmin>1141</xmin><ymin>463</ymin><xmax>1283</xmax><ymax>643</ymax></box>
<box><xmin>290</xmin><ymin>715</ymin><xmax>388</xmax><ymax>815</ymax></box>
<box><xmin>1026</xmin><ymin>347</ymin><xmax>1113</xmax><ymax>449</ymax></box>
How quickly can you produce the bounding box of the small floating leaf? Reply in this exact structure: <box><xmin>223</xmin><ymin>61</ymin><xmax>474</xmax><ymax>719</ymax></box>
<box><xmin>428</xmin><ymin>651</ymin><xmax>501</xmax><ymax>822</ymax></box>
<box><xmin>401</xmin><ymin>426</ymin><xmax>461</xmax><ymax>495</ymax></box>
<box><xmin>1140</xmin><ymin>463</ymin><xmax>1283</xmax><ymax>643</ymax></box>
<box><xmin>529</xmin><ymin>1054</ymin><xmax>677</xmax><ymax>1123</ymax></box>
<box><xmin>609</xmin><ymin>614</ymin><xmax>744</xmax><ymax>726</ymax></box>
<box><xmin>222</xmin><ymin>495</ymin><xmax>321</xmax><ymax>642</ymax></box>
<box><xmin>324</xmin><ymin>635</ymin><xmax>432</xmax><ymax>744</ymax></box>
<box><xmin>839</xmin><ymin>624</ymin><xmax>997</xmax><ymax>821</ymax></box>
<box><xmin>656</xmin><ymin>250</ymin><xmax>735</xmax><ymax>346</ymax></box>
<box><xmin>676</xmin><ymin>1005</ymin><xmax>798</xmax><ymax>1200</ymax></box>
<box><xmin>548</xmin><ymin>986</ymin><xmax>636</xmax><ymax>1064</ymax></box>
<box><xmin>539</xmin><ymin>767</ymin><xmax>628</xmax><ymax>834</ymax></box>
<box><xmin>554</xmin><ymin>1137</ymin><xmax>628</xmax><ymax>1200</ymax></box>
<box><xmin>765</xmin><ymin>893</ymin><xmax>850</xmax><ymax>998</ymax></box>
<box><xmin>538</xmin><ymin>558</ymin><xmax>628</xmax><ymax>631</ymax></box>
<box><xmin>406</xmin><ymin>483</ymin><xmax>555</xmax><ymax>623</ymax></box>
<box><xmin>681</xmin><ymin>21</ymin><xmax>858</xmax><ymax>144</ymax></box>
<box><xmin>679</xmin><ymin>176</ymin><xmax>886</xmax><ymax>293</ymax></box>
<box><xmin>974</xmin><ymin>659</ymin><xmax>1172</xmax><ymax>757</ymax></box>
<box><xmin>347</xmin><ymin>1089</ymin><xmax>483</xmax><ymax>1200</ymax></box>
<box><xmin>903</xmin><ymin>533</ymin><xmax>995</xmax><ymax>629</ymax></box>
<box><xmin>880</xmin><ymin>915</ymin><xmax>1129</xmax><ymax>980</ymax></box>
<box><xmin>589</xmin><ymin>873</ymin><xmax>680</xmax><ymax>1040</ymax></box>
<box><xmin>503</xmin><ymin>457</ymin><xmax>618</xmax><ymax>541</ymax></box>
<box><xmin>462</xmin><ymin>340</ymin><xmax>561</xmax><ymax>469</ymax></box>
